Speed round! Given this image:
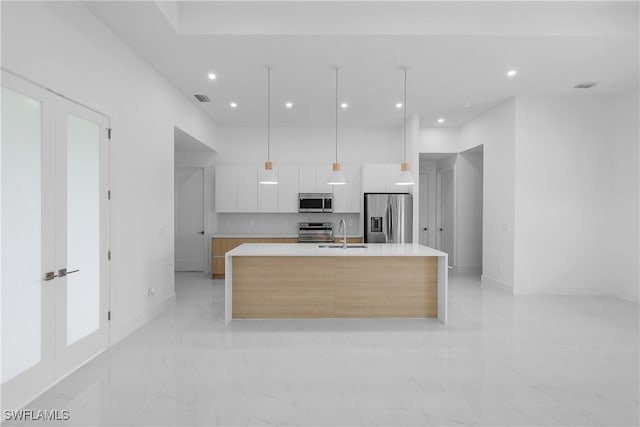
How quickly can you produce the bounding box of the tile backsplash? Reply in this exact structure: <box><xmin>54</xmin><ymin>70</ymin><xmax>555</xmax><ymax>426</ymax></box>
<box><xmin>215</xmin><ymin>213</ymin><xmax>361</xmax><ymax>236</ymax></box>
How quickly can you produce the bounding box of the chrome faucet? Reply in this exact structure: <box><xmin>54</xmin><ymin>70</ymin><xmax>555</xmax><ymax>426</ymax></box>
<box><xmin>339</xmin><ymin>219</ymin><xmax>347</xmax><ymax>249</ymax></box>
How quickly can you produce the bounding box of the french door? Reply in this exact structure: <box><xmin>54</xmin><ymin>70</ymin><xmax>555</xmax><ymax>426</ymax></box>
<box><xmin>1</xmin><ymin>71</ymin><xmax>110</xmax><ymax>410</ymax></box>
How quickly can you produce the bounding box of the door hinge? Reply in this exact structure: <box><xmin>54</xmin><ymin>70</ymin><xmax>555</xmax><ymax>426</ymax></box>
<box><xmin>108</xmin><ymin>190</ymin><xmax>111</xmax><ymax>200</ymax></box>
<box><xmin>107</xmin><ymin>128</ymin><xmax>112</xmax><ymax>139</ymax></box>
<box><xmin>108</xmin><ymin>311</ymin><xmax>111</xmax><ymax>321</ymax></box>
<box><xmin>108</xmin><ymin>251</ymin><xmax>111</xmax><ymax>260</ymax></box>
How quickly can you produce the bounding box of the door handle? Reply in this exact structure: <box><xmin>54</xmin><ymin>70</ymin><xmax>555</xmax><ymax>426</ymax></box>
<box><xmin>439</xmin><ymin>228</ymin><xmax>443</xmax><ymax>231</ymax></box>
<box><xmin>198</xmin><ymin>231</ymin><xmax>205</xmax><ymax>235</ymax></box>
<box><xmin>44</xmin><ymin>271</ymin><xmax>58</xmax><ymax>281</ymax></box>
<box><xmin>423</xmin><ymin>227</ymin><xmax>428</xmax><ymax>231</ymax></box>
<box><xmin>58</xmin><ymin>268</ymin><xmax>80</xmax><ymax>278</ymax></box>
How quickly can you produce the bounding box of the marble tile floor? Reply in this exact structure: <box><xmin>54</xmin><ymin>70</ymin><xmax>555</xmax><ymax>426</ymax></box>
<box><xmin>5</xmin><ymin>272</ymin><xmax>638</xmax><ymax>427</ymax></box>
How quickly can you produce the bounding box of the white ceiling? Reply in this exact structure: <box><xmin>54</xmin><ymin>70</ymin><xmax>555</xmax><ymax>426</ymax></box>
<box><xmin>85</xmin><ymin>1</ymin><xmax>639</xmax><ymax>128</ymax></box>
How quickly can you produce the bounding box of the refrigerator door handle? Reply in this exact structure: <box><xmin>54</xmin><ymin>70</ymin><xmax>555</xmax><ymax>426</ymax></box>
<box><xmin>387</xmin><ymin>203</ymin><xmax>393</xmax><ymax>242</ymax></box>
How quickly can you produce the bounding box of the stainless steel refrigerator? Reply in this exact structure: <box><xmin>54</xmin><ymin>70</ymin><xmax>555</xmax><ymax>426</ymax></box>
<box><xmin>364</xmin><ymin>193</ymin><xmax>413</xmax><ymax>243</ymax></box>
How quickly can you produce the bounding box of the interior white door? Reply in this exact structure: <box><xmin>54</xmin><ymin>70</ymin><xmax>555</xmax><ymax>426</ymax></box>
<box><xmin>54</xmin><ymin>97</ymin><xmax>110</xmax><ymax>377</ymax></box>
<box><xmin>438</xmin><ymin>169</ymin><xmax>455</xmax><ymax>267</ymax></box>
<box><xmin>1</xmin><ymin>71</ymin><xmax>110</xmax><ymax>409</ymax></box>
<box><xmin>419</xmin><ymin>173</ymin><xmax>430</xmax><ymax>246</ymax></box>
<box><xmin>1</xmin><ymin>72</ymin><xmax>57</xmax><ymax>411</ymax></box>
<box><xmin>175</xmin><ymin>167</ymin><xmax>205</xmax><ymax>271</ymax></box>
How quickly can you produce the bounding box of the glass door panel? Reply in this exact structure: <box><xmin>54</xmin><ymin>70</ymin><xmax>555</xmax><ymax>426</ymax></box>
<box><xmin>1</xmin><ymin>87</ymin><xmax>43</xmax><ymax>381</ymax></box>
<box><xmin>66</xmin><ymin>114</ymin><xmax>101</xmax><ymax>346</ymax></box>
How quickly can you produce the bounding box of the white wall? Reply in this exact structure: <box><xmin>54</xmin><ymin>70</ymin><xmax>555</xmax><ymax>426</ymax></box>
<box><xmin>459</xmin><ymin>99</ymin><xmax>516</xmax><ymax>291</ymax></box>
<box><xmin>514</xmin><ymin>94</ymin><xmax>617</xmax><ymax>296</ymax></box>
<box><xmin>2</xmin><ymin>2</ymin><xmax>219</xmax><ymax>343</ymax></box>
<box><xmin>610</xmin><ymin>89</ymin><xmax>639</xmax><ymax>302</ymax></box>
<box><xmin>418</xmin><ymin>128</ymin><xmax>459</xmax><ymax>153</ymax></box>
<box><xmin>455</xmin><ymin>147</ymin><xmax>483</xmax><ymax>273</ymax></box>
<box><xmin>214</xmin><ymin>125</ymin><xmax>402</xmax><ymax>165</ymax></box>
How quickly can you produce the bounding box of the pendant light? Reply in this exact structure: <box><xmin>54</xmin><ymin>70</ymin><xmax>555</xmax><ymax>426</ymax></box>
<box><xmin>394</xmin><ymin>66</ymin><xmax>415</xmax><ymax>186</ymax></box>
<box><xmin>259</xmin><ymin>66</ymin><xmax>278</xmax><ymax>185</ymax></box>
<box><xmin>327</xmin><ymin>66</ymin><xmax>346</xmax><ymax>186</ymax></box>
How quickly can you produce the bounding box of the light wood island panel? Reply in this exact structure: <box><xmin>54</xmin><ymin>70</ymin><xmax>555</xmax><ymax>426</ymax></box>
<box><xmin>231</xmin><ymin>256</ymin><xmax>437</xmax><ymax>319</ymax></box>
<box><xmin>212</xmin><ymin>237</ymin><xmax>297</xmax><ymax>278</ymax></box>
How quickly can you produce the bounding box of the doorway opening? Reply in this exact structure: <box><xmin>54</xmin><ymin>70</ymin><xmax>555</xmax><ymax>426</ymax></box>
<box><xmin>174</xmin><ymin>127</ymin><xmax>214</xmax><ymax>272</ymax></box>
<box><xmin>419</xmin><ymin>147</ymin><xmax>483</xmax><ymax>274</ymax></box>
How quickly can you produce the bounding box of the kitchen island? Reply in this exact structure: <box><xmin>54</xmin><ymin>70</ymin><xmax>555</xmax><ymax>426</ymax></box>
<box><xmin>225</xmin><ymin>243</ymin><xmax>448</xmax><ymax>324</ymax></box>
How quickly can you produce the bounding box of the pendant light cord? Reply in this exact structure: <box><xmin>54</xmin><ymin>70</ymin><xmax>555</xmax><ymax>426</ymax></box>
<box><xmin>267</xmin><ymin>67</ymin><xmax>271</xmax><ymax>162</ymax></box>
<box><xmin>403</xmin><ymin>67</ymin><xmax>407</xmax><ymax>164</ymax></box>
<box><xmin>335</xmin><ymin>67</ymin><xmax>339</xmax><ymax>163</ymax></box>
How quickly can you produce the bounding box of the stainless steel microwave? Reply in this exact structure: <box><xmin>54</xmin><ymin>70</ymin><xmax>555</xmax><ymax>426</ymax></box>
<box><xmin>298</xmin><ymin>193</ymin><xmax>333</xmax><ymax>213</ymax></box>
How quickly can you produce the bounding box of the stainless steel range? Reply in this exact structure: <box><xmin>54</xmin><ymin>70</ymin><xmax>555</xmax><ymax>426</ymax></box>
<box><xmin>298</xmin><ymin>222</ymin><xmax>334</xmax><ymax>243</ymax></box>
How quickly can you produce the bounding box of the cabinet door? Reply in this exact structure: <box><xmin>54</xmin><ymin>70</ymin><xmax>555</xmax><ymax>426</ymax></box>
<box><xmin>333</xmin><ymin>165</ymin><xmax>361</xmax><ymax>213</ymax></box>
<box><xmin>258</xmin><ymin>167</ymin><xmax>279</xmax><ymax>212</ymax></box>
<box><xmin>278</xmin><ymin>166</ymin><xmax>299</xmax><ymax>212</ymax></box>
<box><xmin>215</xmin><ymin>166</ymin><xmax>237</xmax><ymax>212</ymax></box>
<box><xmin>298</xmin><ymin>166</ymin><xmax>316</xmax><ymax>193</ymax></box>
<box><xmin>385</xmin><ymin>164</ymin><xmax>402</xmax><ymax>192</ymax></box>
<box><xmin>236</xmin><ymin>166</ymin><xmax>258</xmax><ymax>212</ymax></box>
<box><xmin>348</xmin><ymin>166</ymin><xmax>362</xmax><ymax>212</ymax></box>
<box><xmin>315</xmin><ymin>165</ymin><xmax>333</xmax><ymax>194</ymax></box>
<box><xmin>361</xmin><ymin>164</ymin><xmax>387</xmax><ymax>193</ymax></box>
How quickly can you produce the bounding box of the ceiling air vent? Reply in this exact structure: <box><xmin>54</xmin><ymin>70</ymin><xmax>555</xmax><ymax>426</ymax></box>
<box><xmin>194</xmin><ymin>94</ymin><xmax>211</xmax><ymax>102</ymax></box>
<box><xmin>574</xmin><ymin>82</ymin><xmax>598</xmax><ymax>89</ymax></box>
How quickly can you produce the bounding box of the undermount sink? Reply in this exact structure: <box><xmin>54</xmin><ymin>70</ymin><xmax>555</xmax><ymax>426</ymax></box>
<box><xmin>318</xmin><ymin>244</ymin><xmax>368</xmax><ymax>249</ymax></box>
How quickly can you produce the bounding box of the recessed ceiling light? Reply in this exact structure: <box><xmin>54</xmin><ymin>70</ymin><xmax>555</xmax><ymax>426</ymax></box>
<box><xmin>506</xmin><ymin>69</ymin><xmax>517</xmax><ymax>77</ymax></box>
<box><xmin>395</xmin><ymin>103</ymin><xmax>403</xmax><ymax>109</ymax></box>
<box><xmin>460</xmin><ymin>103</ymin><xmax>471</xmax><ymax>108</ymax></box>
<box><xmin>285</xmin><ymin>102</ymin><xmax>293</xmax><ymax>109</ymax></box>
<box><xmin>340</xmin><ymin>102</ymin><xmax>348</xmax><ymax>109</ymax></box>
<box><xmin>207</xmin><ymin>73</ymin><xmax>217</xmax><ymax>80</ymax></box>
<box><xmin>230</xmin><ymin>102</ymin><xmax>237</xmax><ymax>108</ymax></box>
<box><xmin>438</xmin><ymin>118</ymin><xmax>445</xmax><ymax>123</ymax></box>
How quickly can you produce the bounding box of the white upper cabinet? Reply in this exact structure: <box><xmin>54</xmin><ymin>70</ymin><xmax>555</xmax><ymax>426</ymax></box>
<box><xmin>361</xmin><ymin>164</ymin><xmax>387</xmax><ymax>193</ymax></box>
<box><xmin>277</xmin><ymin>166</ymin><xmax>299</xmax><ymax>213</ymax></box>
<box><xmin>214</xmin><ymin>166</ymin><xmax>237</xmax><ymax>212</ymax></box>
<box><xmin>299</xmin><ymin>165</ymin><xmax>333</xmax><ymax>194</ymax></box>
<box><xmin>333</xmin><ymin>165</ymin><xmax>361</xmax><ymax>213</ymax></box>
<box><xmin>236</xmin><ymin>166</ymin><xmax>258</xmax><ymax>212</ymax></box>
<box><xmin>258</xmin><ymin>167</ymin><xmax>279</xmax><ymax>213</ymax></box>
<box><xmin>298</xmin><ymin>166</ymin><xmax>316</xmax><ymax>193</ymax></box>
<box><xmin>385</xmin><ymin>164</ymin><xmax>402</xmax><ymax>192</ymax></box>
<box><xmin>315</xmin><ymin>165</ymin><xmax>333</xmax><ymax>194</ymax></box>
<box><xmin>217</xmin><ymin>164</ymin><xmax>372</xmax><ymax>213</ymax></box>
<box><xmin>361</xmin><ymin>164</ymin><xmax>407</xmax><ymax>193</ymax></box>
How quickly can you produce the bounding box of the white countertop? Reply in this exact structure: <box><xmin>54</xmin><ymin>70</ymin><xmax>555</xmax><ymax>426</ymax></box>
<box><xmin>226</xmin><ymin>243</ymin><xmax>447</xmax><ymax>257</ymax></box>
<box><xmin>211</xmin><ymin>234</ymin><xmax>299</xmax><ymax>239</ymax></box>
<box><xmin>211</xmin><ymin>234</ymin><xmax>363</xmax><ymax>239</ymax></box>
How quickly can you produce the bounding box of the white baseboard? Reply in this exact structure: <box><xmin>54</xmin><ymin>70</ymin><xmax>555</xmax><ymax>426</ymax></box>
<box><xmin>453</xmin><ymin>265</ymin><xmax>482</xmax><ymax>274</ymax></box>
<box><xmin>110</xmin><ymin>293</ymin><xmax>177</xmax><ymax>346</ymax></box>
<box><xmin>481</xmin><ymin>274</ymin><xmax>513</xmax><ymax>294</ymax></box>
<box><xmin>514</xmin><ymin>285</ymin><xmax>611</xmax><ymax>296</ymax></box>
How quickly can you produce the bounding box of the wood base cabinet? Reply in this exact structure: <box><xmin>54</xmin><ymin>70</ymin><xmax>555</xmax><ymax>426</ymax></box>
<box><xmin>211</xmin><ymin>237</ymin><xmax>297</xmax><ymax>278</ymax></box>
